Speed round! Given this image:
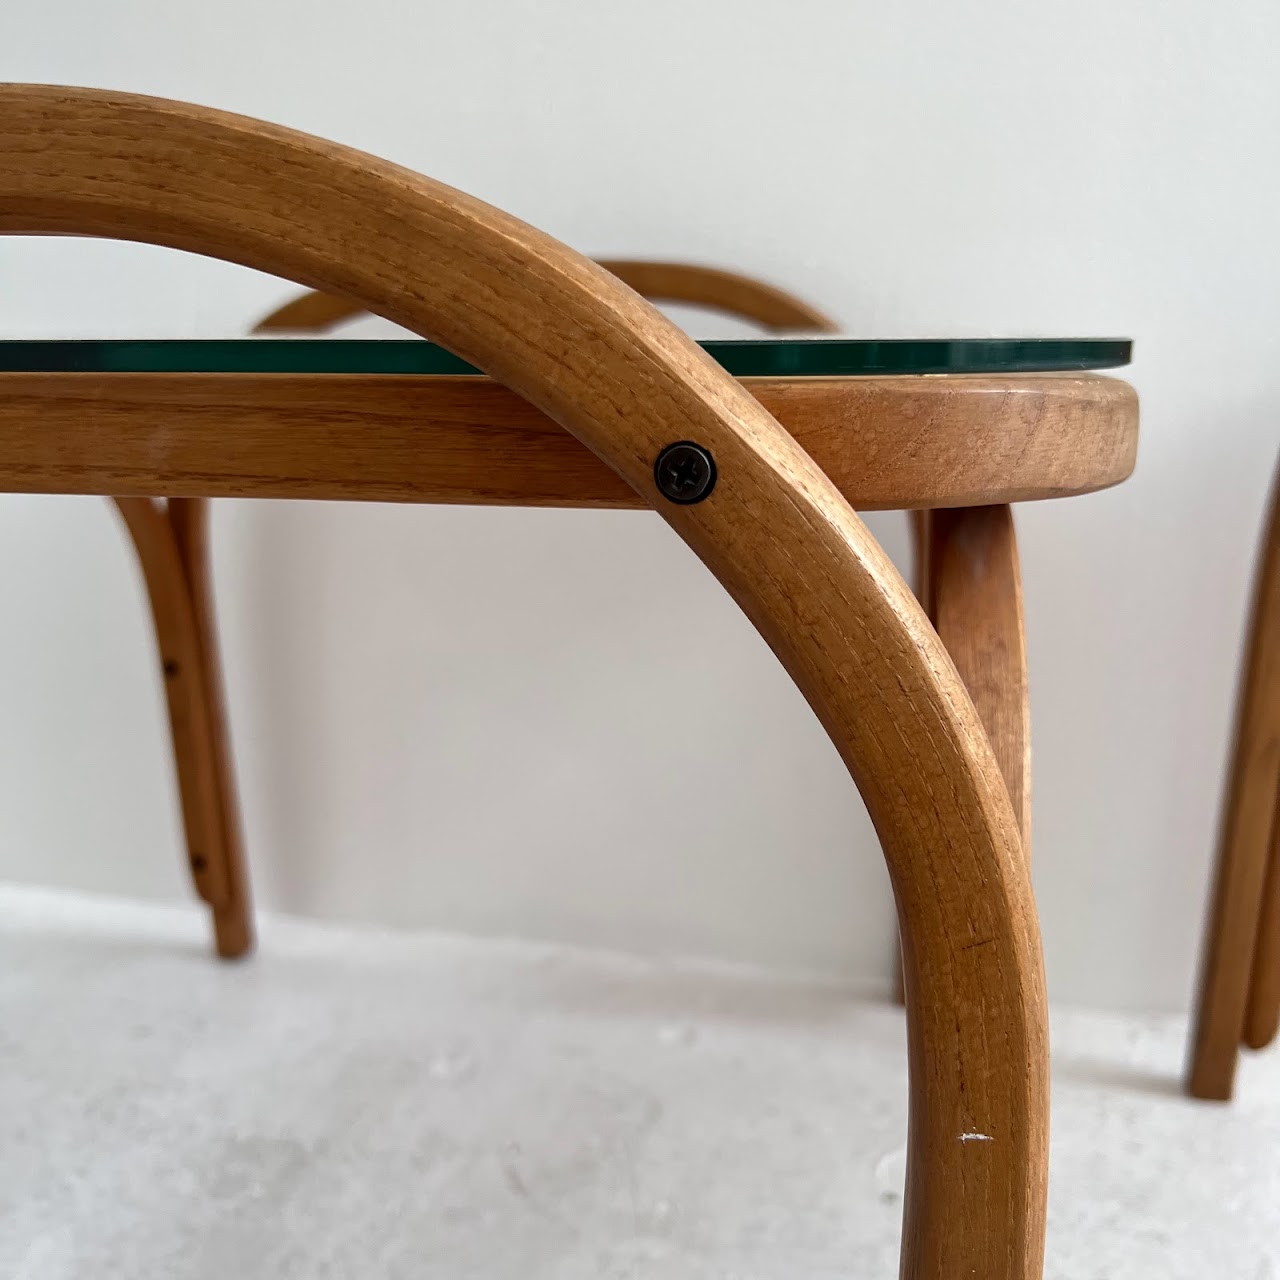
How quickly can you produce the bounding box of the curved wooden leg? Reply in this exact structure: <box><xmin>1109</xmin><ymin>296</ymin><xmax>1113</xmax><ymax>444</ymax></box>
<box><xmin>1189</xmin><ymin>466</ymin><xmax>1280</xmax><ymax>1098</ymax></box>
<box><xmin>1243</xmin><ymin>808</ymin><xmax>1280</xmax><ymax>1049</ymax></box>
<box><xmin>894</xmin><ymin>511</ymin><xmax>934</xmax><ymax>1005</ymax></box>
<box><xmin>897</xmin><ymin>505</ymin><xmax>1030</xmax><ymax>999</ymax></box>
<box><xmin>167</xmin><ymin>497</ymin><xmax>252</xmax><ymax>958</ymax></box>
<box><xmin>925</xmin><ymin>506</ymin><xmax>1031</xmax><ymax>846</ymax></box>
<box><xmin>112</xmin><ymin>496</ymin><xmax>253</xmax><ymax>958</ymax></box>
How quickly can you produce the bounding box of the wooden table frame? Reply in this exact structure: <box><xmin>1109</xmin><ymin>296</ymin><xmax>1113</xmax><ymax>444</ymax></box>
<box><xmin>0</xmin><ymin>84</ymin><xmax>1142</xmax><ymax>1279</ymax></box>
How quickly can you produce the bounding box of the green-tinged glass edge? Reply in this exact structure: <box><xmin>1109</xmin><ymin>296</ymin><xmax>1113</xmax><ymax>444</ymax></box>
<box><xmin>0</xmin><ymin>337</ymin><xmax>1132</xmax><ymax>377</ymax></box>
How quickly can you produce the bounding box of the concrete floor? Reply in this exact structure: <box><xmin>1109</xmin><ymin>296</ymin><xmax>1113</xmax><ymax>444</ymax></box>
<box><xmin>1</xmin><ymin>884</ymin><xmax>1277</xmax><ymax>1279</ymax></box>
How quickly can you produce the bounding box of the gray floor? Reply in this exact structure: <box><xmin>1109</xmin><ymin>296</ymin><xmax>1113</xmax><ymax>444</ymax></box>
<box><xmin>1</xmin><ymin>884</ymin><xmax>1277</xmax><ymax>1279</ymax></box>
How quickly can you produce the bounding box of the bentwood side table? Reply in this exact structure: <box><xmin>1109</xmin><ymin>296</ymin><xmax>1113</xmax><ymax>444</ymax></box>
<box><xmin>0</xmin><ymin>85</ymin><xmax>1139</xmax><ymax>1280</ymax></box>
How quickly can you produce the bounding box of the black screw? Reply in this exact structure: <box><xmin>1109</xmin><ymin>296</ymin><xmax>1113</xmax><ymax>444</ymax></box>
<box><xmin>654</xmin><ymin>441</ymin><xmax>717</xmax><ymax>505</ymax></box>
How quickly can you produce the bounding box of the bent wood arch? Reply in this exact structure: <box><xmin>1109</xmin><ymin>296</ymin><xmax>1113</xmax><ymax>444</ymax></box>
<box><xmin>254</xmin><ymin>259</ymin><xmax>840</xmax><ymax>335</ymax></box>
<box><xmin>0</xmin><ymin>85</ymin><xmax>1047</xmax><ymax>1279</ymax></box>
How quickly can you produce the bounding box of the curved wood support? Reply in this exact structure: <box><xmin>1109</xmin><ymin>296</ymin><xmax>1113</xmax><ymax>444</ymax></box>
<box><xmin>1191</xmin><ymin>461</ymin><xmax>1280</xmax><ymax>1096</ymax></box>
<box><xmin>109</xmin><ymin>491</ymin><xmax>251</xmax><ymax>959</ymax></box>
<box><xmin>1</xmin><ymin>86</ymin><xmax>1048</xmax><ymax>1276</ymax></box>
<box><xmin>896</xmin><ymin>506</ymin><xmax>1030</xmax><ymax>1000</ymax></box>
<box><xmin>254</xmin><ymin>259</ymin><xmax>839</xmax><ymax>336</ymax></box>
<box><xmin>924</xmin><ymin>506</ymin><xmax>1031</xmax><ymax>846</ymax></box>
<box><xmin>1244</xmin><ymin>810</ymin><xmax>1280</xmax><ymax>1049</ymax></box>
<box><xmin>111</xmin><ymin>496</ymin><xmax>251</xmax><ymax>956</ymax></box>
<box><xmin>167</xmin><ymin>496</ymin><xmax>251</xmax><ymax>957</ymax></box>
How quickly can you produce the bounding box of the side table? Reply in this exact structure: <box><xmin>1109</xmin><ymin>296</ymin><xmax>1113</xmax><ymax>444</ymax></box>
<box><xmin>0</xmin><ymin>84</ymin><xmax>1139</xmax><ymax>1280</ymax></box>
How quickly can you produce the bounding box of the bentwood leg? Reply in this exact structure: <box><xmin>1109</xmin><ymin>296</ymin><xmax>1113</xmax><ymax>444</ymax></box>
<box><xmin>896</xmin><ymin>509</ymin><xmax>934</xmax><ymax>1003</ymax></box>
<box><xmin>113</xmin><ymin>496</ymin><xmax>252</xmax><ymax>958</ymax></box>
<box><xmin>897</xmin><ymin>505</ymin><xmax>1031</xmax><ymax>999</ymax></box>
<box><xmin>922</xmin><ymin>506</ymin><xmax>1031</xmax><ymax>847</ymax></box>
<box><xmin>1243</xmin><ymin>804</ymin><xmax>1280</xmax><ymax>1049</ymax></box>
<box><xmin>167</xmin><ymin>497</ymin><xmax>251</xmax><ymax>958</ymax></box>
<box><xmin>1190</xmin><ymin>464</ymin><xmax>1280</xmax><ymax>1098</ymax></box>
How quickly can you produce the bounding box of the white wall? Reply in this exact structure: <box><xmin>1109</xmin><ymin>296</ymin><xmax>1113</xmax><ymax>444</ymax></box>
<box><xmin>3</xmin><ymin>0</ymin><xmax>1280</xmax><ymax>1012</ymax></box>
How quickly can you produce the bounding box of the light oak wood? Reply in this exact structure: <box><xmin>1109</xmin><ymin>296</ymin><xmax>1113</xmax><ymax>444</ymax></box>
<box><xmin>0</xmin><ymin>371</ymin><xmax>1138</xmax><ymax>508</ymax></box>
<box><xmin>1191</xmin><ymin>463</ymin><xmax>1280</xmax><ymax>1097</ymax></box>
<box><xmin>168</xmin><ymin>496</ymin><xmax>252</xmax><ymax>957</ymax></box>
<box><xmin>0</xmin><ymin>84</ymin><xmax>1069</xmax><ymax>1275</ymax></box>
<box><xmin>255</xmin><ymin>259</ymin><xmax>841</xmax><ymax>335</ymax></box>
<box><xmin>924</xmin><ymin>506</ymin><xmax>1031</xmax><ymax>845</ymax></box>
<box><xmin>112</xmin><ymin>497</ymin><xmax>230</xmax><ymax>904</ymax></box>
<box><xmin>893</xmin><ymin>508</ymin><xmax>936</xmax><ymax>1005</ymax></box>
<box><xmin>895</xmin><ymin>506</ymin><xmax>1030</xmax><ymax>1002</ymax></box>
<box><xmin>110</xmin><ymin>495</ymin><xmax>251</xmax><ymax>956</ymax></box>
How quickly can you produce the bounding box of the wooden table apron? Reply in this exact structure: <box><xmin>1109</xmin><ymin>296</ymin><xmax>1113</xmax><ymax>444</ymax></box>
<box><xmin>0</xmin><ymin>370</ymin><xmax>1135</xmax><ymax>508</ymax></box>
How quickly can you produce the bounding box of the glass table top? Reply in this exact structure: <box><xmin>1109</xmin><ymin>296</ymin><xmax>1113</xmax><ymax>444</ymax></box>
<box><xmin>0</xmin><ymin>337</ymin><xmax>1131</xmax><ymax>378</ymax></box>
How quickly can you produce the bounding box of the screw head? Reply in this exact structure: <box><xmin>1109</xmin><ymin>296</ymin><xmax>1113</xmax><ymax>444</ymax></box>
<box><xmin>654</xmin><ymin>441</ymin><xmax>717</xmax><ymax>505</ymax></box>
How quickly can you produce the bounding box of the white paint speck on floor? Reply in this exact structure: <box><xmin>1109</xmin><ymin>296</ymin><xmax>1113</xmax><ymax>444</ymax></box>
<box><xmin>1</xmin><ymin>884</ymin><xmax>1277</xmax><ymax>1279</ymax></box>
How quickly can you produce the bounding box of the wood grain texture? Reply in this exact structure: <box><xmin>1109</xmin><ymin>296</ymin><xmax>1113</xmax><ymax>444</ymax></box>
<box><xmin>254</xmin><ymin>259</ymin><xmax>840</xmax><ymax>335</ymax></box>
<box><xmin>0</xmin><ymin>85</ymin><xmax>1054</xmax><ymax>1276</ymax></box>
<box><xmin>0</xmin><ymin>371</ymin><xmax>1138</xmax><ymax>509</ymax></box>
<box><xmin>924</xmin><ymin>506</ymin><xmax>1031</xmax><ymax>846</ymax></box>
<box><xmin>1190</xmin><ymin>462</ymin><xmax>1280</xmax><ymax>1098</ymax></box>
<box><xmin>111</xmin><ymin>496</ymin><xmax>251</xmax><ymax>954</ymax></box>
